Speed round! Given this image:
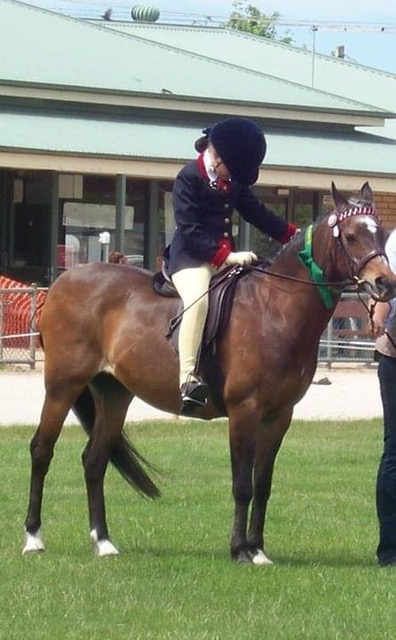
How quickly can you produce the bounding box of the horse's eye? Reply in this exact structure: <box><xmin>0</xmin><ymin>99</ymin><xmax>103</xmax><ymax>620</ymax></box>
<box><xmin>344</xmin><ymin>233</ymin><xmax>356</xmax><ymax>243</ymax></box>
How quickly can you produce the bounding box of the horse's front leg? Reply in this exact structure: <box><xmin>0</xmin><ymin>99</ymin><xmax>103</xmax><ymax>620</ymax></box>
<box><xmin>228</xmin><ymin>406</ymin><xmax>257</xmax><ymax>563</ymax></box>
<box><xmin>247</xmin><ymin>408</ymin><xmax>293</xmax><ymax>565</ymax></box>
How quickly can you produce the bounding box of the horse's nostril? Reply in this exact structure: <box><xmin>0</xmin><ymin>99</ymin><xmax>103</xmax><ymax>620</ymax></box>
<box><xmin>375</xmin><ymin>276</ymin><xmax>393</xmax><ymax>295</ymax></box>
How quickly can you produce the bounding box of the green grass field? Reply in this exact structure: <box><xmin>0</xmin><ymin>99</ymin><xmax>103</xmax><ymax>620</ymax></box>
<box><xmin>1</xmin><ymin>418</ymin><xmax>395</xmax><ymax>639</ymax></box>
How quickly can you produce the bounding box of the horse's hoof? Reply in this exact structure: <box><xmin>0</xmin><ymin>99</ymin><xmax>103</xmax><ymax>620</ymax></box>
<box><xmin>90</xmin><ymin>529</ymin><xmax>119</xmax><ymax>556</ymax></box>
<box><xmin>95</xmin><ymin>540</ymin><xmax>120</xmax><ymax>556</ymax></box>
<box><xmin>233</xmin><ymin>549</ymin><xmax>253</xmax><ymax>564</ymax></box>
<box><xmin>233</xmin><ymin>548</ymin><xmax>274</xmax><ymax>565</ymax></box>
<box><xmin>22</xmin><ymin>530</ymin><xmax>45</xmax><ymax>554</ymax></box>
<box><xmin>251</xmin><ymin>549</ymin><xmax>273</xmax><ymax>566</ymax></box>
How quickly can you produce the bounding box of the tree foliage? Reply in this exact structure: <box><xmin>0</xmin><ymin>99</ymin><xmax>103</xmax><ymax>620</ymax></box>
<box><xmin>226</xmin><ymin>0</ymin><xmax>293</xmax><ymax>44</ymax></box>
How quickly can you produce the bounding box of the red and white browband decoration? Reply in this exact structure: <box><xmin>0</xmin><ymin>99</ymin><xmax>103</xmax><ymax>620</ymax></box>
<box><xmin>328</xmin><ymin>205</ymin><xmax>379</xmax><ymax>237</ymax></box>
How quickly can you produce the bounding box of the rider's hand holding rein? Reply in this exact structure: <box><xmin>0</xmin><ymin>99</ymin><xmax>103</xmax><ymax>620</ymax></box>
<box><xmin>164</xmin><ymin>117</ymin><xmax>297</xmax><ymax>415</ymax></box>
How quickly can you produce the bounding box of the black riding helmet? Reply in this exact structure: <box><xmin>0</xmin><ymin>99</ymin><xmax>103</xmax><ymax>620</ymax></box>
<box><xmin>194</xmin><ymin>117</ymin><xmax>267</xmax><ymax>186</ymax></box>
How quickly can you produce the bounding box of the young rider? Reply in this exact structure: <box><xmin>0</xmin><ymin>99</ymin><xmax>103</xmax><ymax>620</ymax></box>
<box><xmin>166</xmin><ymin>117</ymin><xmax>297</xmax><ymax>414</ymax></box>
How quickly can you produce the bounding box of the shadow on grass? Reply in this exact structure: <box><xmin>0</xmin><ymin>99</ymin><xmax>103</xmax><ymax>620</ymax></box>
<box><xmin>119</xmin><ymin>542</ymin><xmax>378</xmax><ymax>569</ymax></box>
<box><xmin>270</xmin><ymin>552</ymin><xmax>378</xmax><ymax>569</ymax></box>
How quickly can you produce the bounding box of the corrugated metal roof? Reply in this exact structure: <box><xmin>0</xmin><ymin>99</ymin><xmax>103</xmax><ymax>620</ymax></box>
<box><xmin>1</xmin><ymin>109</ymin><xmax>396</xmax><ymax>176</ymax></box>
<box><xmin>101</xmin><ymin>22</ymin><xmax>396</xmax><ymax>140</ymax></box>
<box><xmin>101</xmin><ymin>22</ymin><xmax>396</xmax><ymax>111</ymax></box>
<box><xmin>0</xmin><ymin>0</ymin><xmax>390</xmax><ymax>116</ymax></box>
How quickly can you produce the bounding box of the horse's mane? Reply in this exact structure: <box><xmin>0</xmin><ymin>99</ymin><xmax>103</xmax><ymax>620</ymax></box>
<box><xmin>270</xmin><ymin>221</ymin><xmax>308</xmax><ymax>264</ymax></box>
<box><xmin>270</xmin><ymin>191</ymin><xmax>373</xmax><ymax>265</ymax></box>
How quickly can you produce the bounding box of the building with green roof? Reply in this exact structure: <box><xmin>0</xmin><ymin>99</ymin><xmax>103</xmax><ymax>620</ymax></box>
<box><xmin>1</xmin><ymin>0</ymin><xmax>396</xmax><ymax>285</ymax></box>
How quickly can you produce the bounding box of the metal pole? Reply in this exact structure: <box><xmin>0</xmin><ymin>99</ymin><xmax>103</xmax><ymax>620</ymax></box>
<box><xmin>0</xmin><ymin>294</ymin><xmax>3</xmax><ymax>361</ymax></box>
<box><xmin>147</xmin><ymin>180</ymin><xmax>159</xmax><ymax>271</ymax></box>
<box><xmin>115</xmin><ymin>174</ymin><xmax>126</xmax><ymax>254</ymax></box>
<box><xmin>29</xmin><ymin>283</ymin><xmax>37</xmax><ymax>369</ymax></box>
<box><xmin>311</xmin><ymin>26</ymin><xmax>318</xmax><ymax>88</ymax></box>
<box><xmin>99</xmin><ymin>231</ymin><xmax>110</xmax><ymax>262</ymax></box>
<box><xmin>50</xmin><ymin>172</ymin><xmax>59</xmax><ymax>283</ymax></box>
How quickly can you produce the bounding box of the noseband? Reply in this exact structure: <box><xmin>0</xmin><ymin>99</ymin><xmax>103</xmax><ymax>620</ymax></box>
<box><xmin>327</xmin><ymin>204</ymin><xmax>387</xmax><ymax>281</ymax></box>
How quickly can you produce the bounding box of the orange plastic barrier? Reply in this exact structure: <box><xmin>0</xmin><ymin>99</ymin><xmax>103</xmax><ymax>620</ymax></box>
<box><xmin>0</xmin><ymin>275</ymin><xmax>47</xmax><ymax>347</ymax></box>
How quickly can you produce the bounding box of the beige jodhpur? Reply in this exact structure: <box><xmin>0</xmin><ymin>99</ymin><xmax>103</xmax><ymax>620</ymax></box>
<box><xmin>172</xmin><ymin>263</ymin><xmax>225</xmax><ymax>387</ymax></box>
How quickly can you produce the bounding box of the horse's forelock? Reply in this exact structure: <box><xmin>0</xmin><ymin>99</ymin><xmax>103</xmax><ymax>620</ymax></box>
<box><xmin>321</xmin><ymin>193</ymin><xmax>375</xmax><ymax>223</ymax></box>
<box><xmin>345</xmin><ymin>196</ymin><xmax>367</xmax><ymax>208</ymax></box>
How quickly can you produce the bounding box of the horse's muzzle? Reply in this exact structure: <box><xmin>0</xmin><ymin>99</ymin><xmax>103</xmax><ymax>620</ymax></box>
<box><xmin>364</xmin><ymin>274</ymin><xmax>396</xmax><ymax>301</ymax></box>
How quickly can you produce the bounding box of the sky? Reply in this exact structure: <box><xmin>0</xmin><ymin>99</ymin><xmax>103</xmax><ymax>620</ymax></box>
<box><xmin>22</xmin><ymin>0</ymin><xmax>396</xmax><ymax>74</ymax></box>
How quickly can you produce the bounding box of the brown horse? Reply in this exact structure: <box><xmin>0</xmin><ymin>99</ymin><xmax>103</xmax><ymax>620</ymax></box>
<box><xmin>23</xmin><ymin>182</ymin><xmax>396</xmax><ymax>563</ymax></box>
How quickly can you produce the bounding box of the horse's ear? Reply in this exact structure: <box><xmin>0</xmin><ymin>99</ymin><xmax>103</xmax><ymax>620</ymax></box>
<box><xmin>331</xmin><ymin>181</ymin><xmax>348</xmax><ymax>208</ymax></box>
<box><xmin>360</xmin><ymin>181</ymin><xmax>373</xmax><ymax>204</ymax></box>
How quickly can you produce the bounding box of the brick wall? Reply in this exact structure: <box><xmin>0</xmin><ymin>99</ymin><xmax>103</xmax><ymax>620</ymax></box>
<box><xmin>375</xmin><ymin>193</ymin><xmax>396</xmax><ymax>229</ymax></box>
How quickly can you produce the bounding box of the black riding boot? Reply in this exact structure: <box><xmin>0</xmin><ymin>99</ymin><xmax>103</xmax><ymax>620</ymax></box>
<box><xmin>180</xmin><ymin>375</ymin><xmax>208</xmax><ymax>416</ymax></box>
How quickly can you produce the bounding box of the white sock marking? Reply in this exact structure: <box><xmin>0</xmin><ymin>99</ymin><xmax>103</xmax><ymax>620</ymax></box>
<box><xmin>90</xmin><ymin>529</ymin><xmax>119</xmax><ymax>556</ymax></box>
<box><xmin>252</xmin><ymin>549</ymin><xmax>273</xmax><ymax>565</ymax></box>
<box><xmin>22</xmin><ymin>529</ymin><xmax>45</xmax><ymax>554</ymax></box>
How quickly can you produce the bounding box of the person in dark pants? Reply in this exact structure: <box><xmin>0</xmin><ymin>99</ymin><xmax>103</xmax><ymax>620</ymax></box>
<box><xmin>371</xmin><ymin>228</ymin><xmax>396</xmax><ymax>566</ymax></box>
<box><xmin>165</xmin><ymin>117</ymin><xmax>298</xmax><ymax>415</ymax></box>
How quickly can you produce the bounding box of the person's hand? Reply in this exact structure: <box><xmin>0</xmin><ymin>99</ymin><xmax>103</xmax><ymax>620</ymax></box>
<box><xmin>370</xmin><ymin>300</ymin><xmax>391</xmax><ymax>337</ymax></box>
<box><xmin>225</xmin><ymin>251</ymin><xmax>257</xmax><ymax>266</ymax></box>
<box><xmin>371</xmin><ymin>319</ymin><xmax>386</xmax><ymax>337</ymax></box>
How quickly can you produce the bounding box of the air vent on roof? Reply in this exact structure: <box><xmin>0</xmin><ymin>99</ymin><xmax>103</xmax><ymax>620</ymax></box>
<box><xmin>131</xmin><ymin>5</ymin><xmax>160</xmax><ymax>22</ymax></box>
<box><xmin>334</xmin><ymin>45</ymin><xmax>345</xmax><ymax>59</ymax></box>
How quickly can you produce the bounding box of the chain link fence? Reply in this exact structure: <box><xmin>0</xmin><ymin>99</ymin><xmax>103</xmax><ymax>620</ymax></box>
<box><xmin>0</xmin><ymin>282</ymin><xmax>47</xmax><ymax>368</ymax></box>
<box><xmin>319</xmin><ymin>293</ymin><xmax>375</xmax><ymax>367</ymax></box>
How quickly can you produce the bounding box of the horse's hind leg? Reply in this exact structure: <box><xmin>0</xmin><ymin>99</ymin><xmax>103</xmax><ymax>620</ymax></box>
<box><xmin>23</xmin><ymin>390</ymin><xmax>80</xmax><ymax>554</ymax></box>
<box><xmin>81</xmin><ymin>375</ymin><xmax>133</xmax><ymax>556</ymax></box>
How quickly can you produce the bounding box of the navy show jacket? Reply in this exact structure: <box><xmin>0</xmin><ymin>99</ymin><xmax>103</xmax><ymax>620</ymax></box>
<box><xmin>166</xmin><ymin>158</ymin><xmax>291</xmax><ymax>276</ymax></box>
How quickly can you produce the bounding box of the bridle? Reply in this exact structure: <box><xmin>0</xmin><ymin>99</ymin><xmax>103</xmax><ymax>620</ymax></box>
<box><xmin>327</xmin><ymin>203</ymin><xmax>387</xmax><ymax>283</ymax></box>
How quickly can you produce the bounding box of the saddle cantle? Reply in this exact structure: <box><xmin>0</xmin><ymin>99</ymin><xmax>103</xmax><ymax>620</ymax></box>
<box><xmin>152</xmin><ymin>268</ymin><xmax>178</xmax><ymax>298</ymax></box>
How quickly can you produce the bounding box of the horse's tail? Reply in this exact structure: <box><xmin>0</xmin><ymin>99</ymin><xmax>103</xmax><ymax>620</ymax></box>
<box><xmin>73</xmin><ymin>378</ymin><xmax>160</xmax><ymax>499</ymax></box>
